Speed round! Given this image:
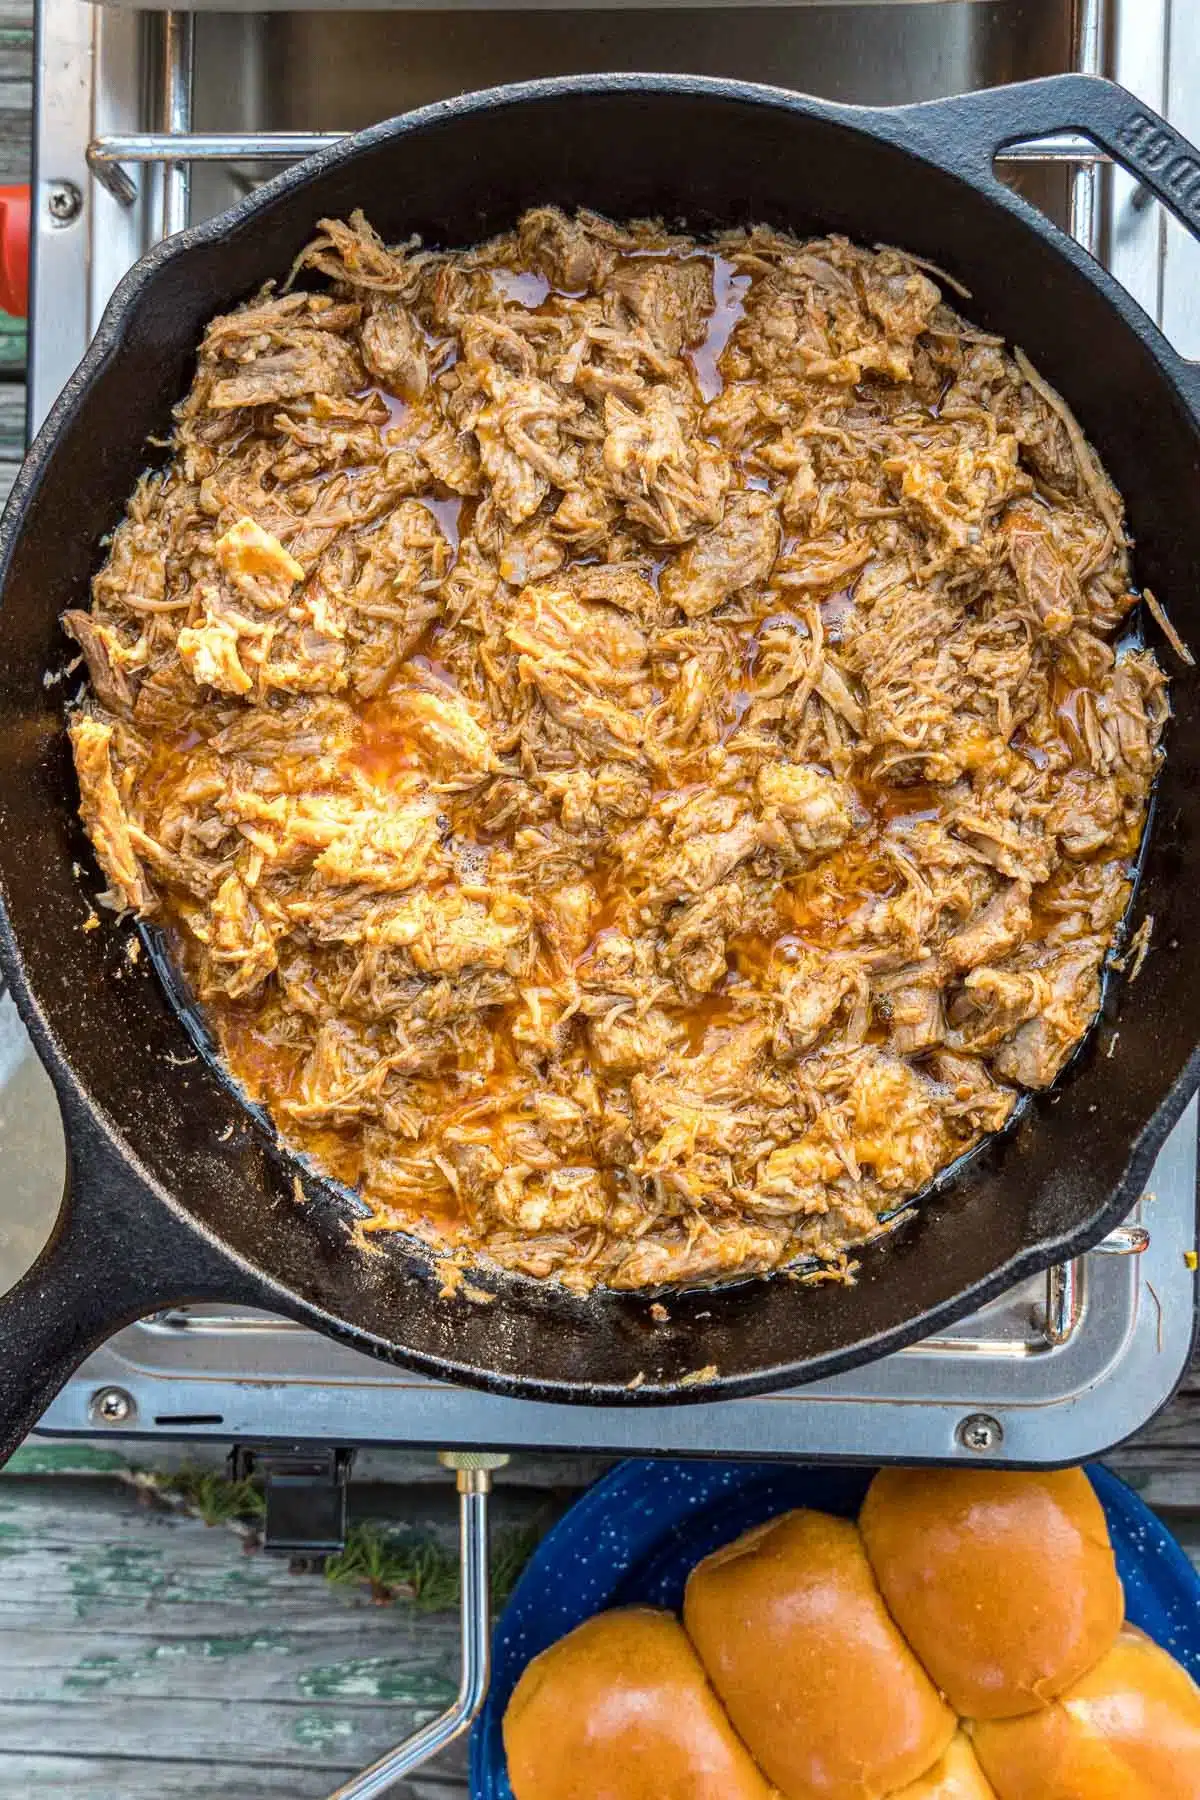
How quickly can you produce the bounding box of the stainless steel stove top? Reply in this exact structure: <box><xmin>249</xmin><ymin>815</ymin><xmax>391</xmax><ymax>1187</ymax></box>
<box><xmin>16</xmin><ymin>0</ymin><xmax>1199</xmax><ymax>1462</ymax></box>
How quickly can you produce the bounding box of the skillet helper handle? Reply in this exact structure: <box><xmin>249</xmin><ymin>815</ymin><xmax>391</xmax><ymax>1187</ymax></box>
<box><xmin>0</xmin><ymin>1089</ymin><xmax>259</xmax><ymax>1464</ymax></box>
<box><xmin>324</xmin><ymin>1454</ymin><xmax>506</xmax><ymax>1800</ymax></box>
<box><xmin>901</xmin><ymin>72</ymin><xmax>1200</xmax><ymax>409</ymax></box>
<box><xmin>902</xmin><ymin>72</ymin><xmax>1200</xmax><ymax>240</ymax></box>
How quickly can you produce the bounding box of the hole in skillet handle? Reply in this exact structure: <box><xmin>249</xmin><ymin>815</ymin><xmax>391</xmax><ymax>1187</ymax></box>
<box><xmin>0</xmin><ymin>1078</ymin><xmax>264</xmax><ymax>1466</ymax></box>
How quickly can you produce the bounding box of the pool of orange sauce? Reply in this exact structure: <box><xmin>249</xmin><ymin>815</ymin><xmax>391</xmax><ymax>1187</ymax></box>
<box><xmin>212</xmin><ymin>1006</ymin><xmax>375</xmax><ymax>1193</ymax></box>
<box><xmin>212</xmin><ymin>1006</ymin><xmax>305</xmax><ymax>1106</ymax></box>
<box><xmin>677</xmin><ymin>987</ymin><xmax>745</xmax><ymax>1054</ymax></box>
<box><xmin>349</xmin><ymin>696</ymin><xmax>423</xmax><ymax>788</ymax></box>
<box><xmin>688</xmin><ymin>255</ymin><xmax>752</xmax><ymax>403</ymax></box>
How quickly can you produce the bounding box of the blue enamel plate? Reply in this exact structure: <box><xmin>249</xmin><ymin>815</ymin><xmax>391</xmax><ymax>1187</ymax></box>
<box><xmin>471</xmin><ymin>1459</ymin><xmax>1200</xmax><ymax>1799</ymax></box>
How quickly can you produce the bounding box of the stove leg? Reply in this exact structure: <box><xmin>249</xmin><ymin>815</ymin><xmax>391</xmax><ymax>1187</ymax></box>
<box><xmin>323</xmin><ymin>1451</ymin><xmax>508</xmax><ymax>1800</ymax></box>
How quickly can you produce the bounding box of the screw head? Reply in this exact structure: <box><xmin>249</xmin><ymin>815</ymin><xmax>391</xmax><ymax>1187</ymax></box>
<box><xmin>46</xmin><ymin>181</ymin><xmax>82</xmax><ymax>226</ymax></box>
<box><xmin>89</xmin><ymin>1386</ymin><xmax>135</xmax><ymax>1426</ymax></box>
<box><xmin>956</xmin><ymin>1412</ymin><xmax>1003</xmax><ymax>1453</ymax></box>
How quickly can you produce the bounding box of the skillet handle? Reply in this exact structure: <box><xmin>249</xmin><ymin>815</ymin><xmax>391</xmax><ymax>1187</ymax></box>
<box><xmin>0</xmin><ymin>1084</ymin><xmax>261</xmax><ymax>1464</ymax></box>
<box><xmin>901</xmin><ymin>73</ymin><xmax>1200</xmax><ymax>242</ymax></box>
<box><xmin>899</xmin><ymin>72</ymin><xmax>1200</xmax><ymax>411</ymax></box>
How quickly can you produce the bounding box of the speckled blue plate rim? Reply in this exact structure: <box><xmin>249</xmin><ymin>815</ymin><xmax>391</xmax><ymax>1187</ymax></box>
<box><xmin>470</xmin><ymin>1458</ymin><xmax>1200</xmax><ymax>1800</ymax></box>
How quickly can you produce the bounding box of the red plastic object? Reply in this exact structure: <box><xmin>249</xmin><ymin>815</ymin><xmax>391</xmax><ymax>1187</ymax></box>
<box><xmin>0</xmin><ymin>186</ymin><xmax>29</xmax><ymax>318</ymax></box>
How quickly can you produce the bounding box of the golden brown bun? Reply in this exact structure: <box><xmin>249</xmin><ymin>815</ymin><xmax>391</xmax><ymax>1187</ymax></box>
<box><xmin>859</xmin><ymin>1468</ymin><xmax>1123</xmax><ymax>1719</ymax></box>
<box><xmin>972</xmin><ymin>1625</ymin><xmax>1200</xmax><ymax>1800</ymax></box>
<box><xmin>891</xmin><ymin>1734</ymin><xmax>998</xmax><ymax>1799</ymax></box>
<box><xmin>502</xmin><ymin>1605</ymin><xmax>773</xmax><ymax>1800</ymax></box>
<box><xmin>683</xmin><ymin>1508</ymin><xmax>956</xmax><ymax>1800</ymax></box>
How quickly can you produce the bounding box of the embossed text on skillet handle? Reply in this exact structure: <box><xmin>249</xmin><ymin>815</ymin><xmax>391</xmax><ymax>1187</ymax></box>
<box><xmin>1109</xmin><ymin>107</ymin><xmax>1200</xmax><ymax>235</ymax></box>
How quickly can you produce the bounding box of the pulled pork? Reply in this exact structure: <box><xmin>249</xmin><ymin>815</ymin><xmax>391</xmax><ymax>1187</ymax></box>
<box><xmin>64</xmin><ymin>208</ymin><xmax>1166</xmax><ymax>1292</ymax></box>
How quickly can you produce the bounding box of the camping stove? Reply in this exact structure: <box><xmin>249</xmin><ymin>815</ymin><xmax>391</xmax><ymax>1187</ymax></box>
<box><xmin>10</xmin><ymin>0</ymin><xmax>1198</xmax><ymax>1470</ymax></box>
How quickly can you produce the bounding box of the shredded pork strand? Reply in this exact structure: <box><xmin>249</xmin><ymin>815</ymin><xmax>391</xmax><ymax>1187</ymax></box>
<box><xmin>64</xmin><ymin>208</ymin><xmax>1167</xmax><ymax>1292</ymax></box>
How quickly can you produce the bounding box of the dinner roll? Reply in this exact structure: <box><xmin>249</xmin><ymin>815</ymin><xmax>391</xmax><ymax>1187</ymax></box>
<box><xmin>892</xmin><ymin>1733</ymin><xmax>998</xmax><ymax>1799</ymax></box>
<box><xmin>860</xmin><ymin>1468</ymin><xmax>1123</xmax><ymax>1718</ymax></box>
<box><xmin>972</xmin><ymin>1625</ymin><xmax>1200</xmax><ymax>1800</ymax></box>
<box><xmin>683</xmin><ymin>1508</ymin><xmax>956</xmax><ymax>1800</ymax></box>
<box><xmin>502</xmin><ymin>1605</ymin><xmax>773</xmax><ymax>1800</ymax></box>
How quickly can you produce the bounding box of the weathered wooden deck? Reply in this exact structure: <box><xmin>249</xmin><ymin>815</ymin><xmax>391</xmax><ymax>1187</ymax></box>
<box><xmin>0</xmin><ymin>7</ymin><xmax>1194</xmax><ymax>1794</ymax></box>
<box><xmin>0</xmin><ymin>1474</ymin><xmax>469</xmax><ymax>1798</ymax></box>
<box><xmin>0</xmin><ymin>1442</ymin><xmax>612</xmax><ymax>1799</ymax></box>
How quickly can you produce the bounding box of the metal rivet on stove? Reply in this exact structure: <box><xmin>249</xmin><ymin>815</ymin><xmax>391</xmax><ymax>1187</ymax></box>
<box><xmin>46</xmin><ymin>181</ymin><xmax>82</xmax><ymax>226</ymax></box>
<box><xmin>89</xmin><ymin>1385</ymin><xmax>136</xmax><ymax>1426</ymax></box>
<box><xmin>956</xmin><ymin>1412</ymin><xmax>1003</xmax><ymax>1453</ymax></box>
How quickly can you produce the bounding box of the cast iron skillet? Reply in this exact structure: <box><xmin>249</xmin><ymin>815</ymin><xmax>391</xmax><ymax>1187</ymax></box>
<box><xmin>0</xmin><ymin>71</ymin><xmax>1198</xmax><ymax>1457</ymax></box>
